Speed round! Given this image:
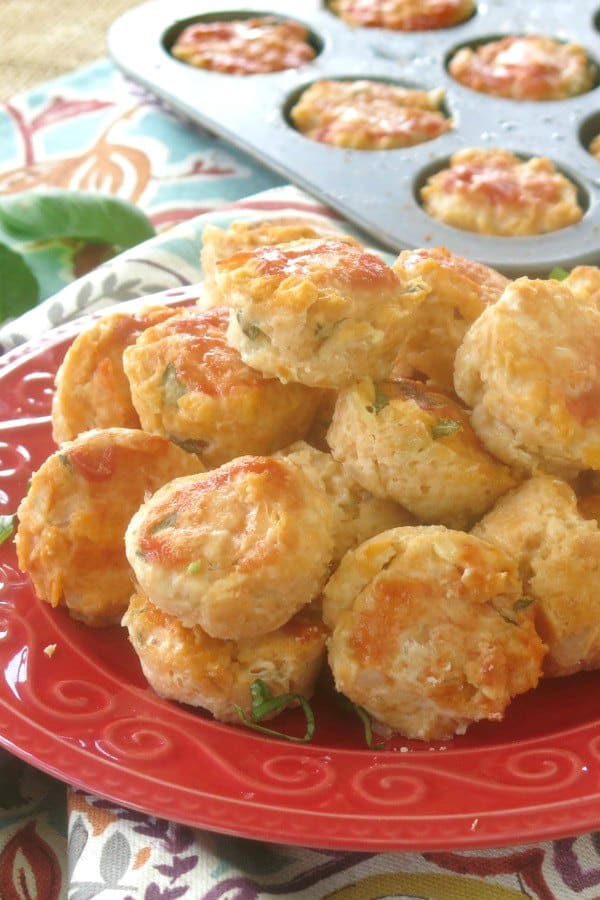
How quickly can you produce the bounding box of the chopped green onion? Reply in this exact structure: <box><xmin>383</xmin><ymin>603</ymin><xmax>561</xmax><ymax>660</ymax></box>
<box><xmin>161</xmin><ymin>363</ymin><xmax>188</xmax><ymax>404</ymax></box>
<box><xmin>431</xmin><ymin>418</ymin><xmax>462</xmax><ymax>439</ymax></box>
<box><xmin>187</xmin><ymin>560</ymin><xmax>202</xmax><ymax>574</ymax></box>
<box><xmin>0</xmin><ymin>515</ymin><xmax>15</xmax><ymax>545</ymax></box>
<box><xmin>169</xmin><ymin>436</ymin><xmax>207</xmax><ymax>456</ymax></box>
<box><xmin>337</xmin><ymin>694</ymin><xmax>385</xmax><ymax>750</ymax></box>
<box><xmin>150</xmin><ymin>513</ymin><xmax>177</xmax><ymax>534</ymax></box>
<box><xmin>236</xmin><ymin>311</ymin><xmax>267</xmax><ymax>342</ymax></box>
<box><xmin>513</xmin><ymin>597</ymin><xmax>534</xmax><ymax>612</ymax></box>
<box><xmin>234</xmin><ymin>678</ymin><xmax>315</xmax><ymax>743</ymax></box>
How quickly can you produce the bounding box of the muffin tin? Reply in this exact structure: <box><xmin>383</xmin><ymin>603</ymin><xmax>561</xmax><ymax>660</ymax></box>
<box><xmin>108</xmin><ymin>0</ymin><xmax>600</xmax><ymax>276</ymax></box>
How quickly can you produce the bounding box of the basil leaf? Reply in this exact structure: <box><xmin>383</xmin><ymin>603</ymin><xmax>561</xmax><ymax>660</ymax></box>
<box><xmin>548</xmin><ymin>266</ymin><xmax>569</xmax><ymax>281</ymax></box>
<box><xmin>0</xmin><ymin>242</ymin><xmax>40</xmax><ymax>320</ymax></box>
<box><xmin>337</xmin><ymin>694</ymin><xmax>385</xmax><ymax>750</ymax></box>
<box><xmin>234</xmin><ymin>679</ymin><xmax>315</xmax><ymax>743</ymax></box>
<box><xmin>0</xmin><ymin>189</ymin><xmax>155</xmax><ymax>250</ymax></box>
<box><xmin>0</xmin><ymin>515</ymin><xmax>15</xmax><ymax>545</ymax></box>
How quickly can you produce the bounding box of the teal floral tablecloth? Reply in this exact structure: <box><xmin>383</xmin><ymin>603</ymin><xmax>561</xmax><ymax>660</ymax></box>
<box><xmin>1</xmin><ymin>57</ymin><xmax>600</xmax><ymax>900</ymax></box>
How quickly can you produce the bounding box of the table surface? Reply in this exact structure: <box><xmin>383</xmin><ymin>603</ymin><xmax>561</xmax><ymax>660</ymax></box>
<box><xmin>0</xmin><ymin>0</ymin><xmax>141</xmax><ymax>101</ymax></box>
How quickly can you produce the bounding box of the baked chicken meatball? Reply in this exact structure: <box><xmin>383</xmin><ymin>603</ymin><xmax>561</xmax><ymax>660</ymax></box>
<box><xmin>323</xmin><ymin>526</ymin><xmax>545</xmax><ymax>741</ymax></box>
<box><xmin>216</xmin><ymin>237</ymin><xmax>426</xmax><ymax>388</ymax></box>
<box><xmin>289</xmin><ymin>79</ymin><xmax>451</xmax><ymax>150</ymax></box>
<box><xmin>473</xmin><ymin>475</ymin><xmax>600</xmax><ymax>677</ymax></box>
<box><xmin>420</xmin><ymin>147</ymin><xmax>583</xmax><ymax>236</ymax></box>
<box><xmin>15</xmin><ymin>428</ymin><xmax>204</xmax><ymax>627</ymax></box>
<box><xmin>52</xmin><ymin>305</ymin><xmax>182</xmax><ymax>443</ymax></box>
<box><xmin>123</xmin><ymin>307</ymin><xmax>322</xmax><ymax>467</ymax></box>
<box><xmin>200</xmin><ymin>217</ymin><xmax>346</xmax><ymax>305</ymax></box>
<box><xmin>454</xmin><ymin>277</ymin><xmax>600</xmax><ymax>477</ymax></box>
<box><xmin>278</xmin><ymin>440</ymin><xmax>414</xmax><ymax>564</ymax></box>
<box><xmin>329</xmin><ymin>0</ymin><xmax>475</xmax><ymax>31</ymax></box>
<box><xmin>327</xmin><ymin>378</ymin><xmax>518</xmax><ymax>530</ymax></box>
<box><xmin>171</xmin><ymin>17</ymin><xmax>316</xmax><ymax>75</ymax></box>
<box><xmin>125</xmin><ymin>455</ymin><xmax>334</xmax><ymax>640</ymax></box>
<box><xmin>449</xmin><ymin>35</ymin><xmax>596</xmax><ymax>102</ymax></box>
<box><xmin>392</xmin><ymin>246</ymin><xmax>509</xmax><ymax>390</ymax></box>
<box><xmin>123</xmin><ymin>591</ymin><xmax>328</xmax><ymax>723</ymax></box>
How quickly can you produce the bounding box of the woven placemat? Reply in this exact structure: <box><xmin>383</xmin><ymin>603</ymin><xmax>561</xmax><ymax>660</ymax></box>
<box><xmin>0</xmin><ymin>0</ymin><xmax>140</xmax><ymax>101</ymax></box>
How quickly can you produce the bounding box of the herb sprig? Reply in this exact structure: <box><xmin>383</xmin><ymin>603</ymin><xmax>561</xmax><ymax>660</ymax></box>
<box><xmin>234</xmin><ymin>679</ymin><xmax>315</xmax><ymax>743</ymax></box>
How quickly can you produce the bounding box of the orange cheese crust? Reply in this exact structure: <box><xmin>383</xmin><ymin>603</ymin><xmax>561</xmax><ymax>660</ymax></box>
<box><xmin>329</xmin><ymin>0</ymin><xmax>475</xmax><ymax>30</ymax></box>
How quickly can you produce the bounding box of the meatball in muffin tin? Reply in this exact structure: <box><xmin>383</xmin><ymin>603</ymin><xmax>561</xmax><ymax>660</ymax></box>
<box><xmin>110</xmin><ymin>0</ymin><xmax>600</xmax><ymax>274</ymax></box>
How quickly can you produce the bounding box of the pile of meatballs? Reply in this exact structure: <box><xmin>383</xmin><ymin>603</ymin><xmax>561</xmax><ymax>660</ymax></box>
<box><xmin>15</xmin><ymin>215</ymin><xmax>600</xmax><ymax>742</ymax></box>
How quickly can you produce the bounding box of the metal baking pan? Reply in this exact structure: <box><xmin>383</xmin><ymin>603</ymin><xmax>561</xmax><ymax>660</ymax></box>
<box><xmin>109</xmin><ymin>0</ymin><xmax>600</xmax><ymax>276</ymax></box>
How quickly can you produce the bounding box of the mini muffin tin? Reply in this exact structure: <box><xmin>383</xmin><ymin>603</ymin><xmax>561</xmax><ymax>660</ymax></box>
<box><xmin>109</xmin><ymin>0</ymin><xmax>600</xmax><ymax>276</ymax></box>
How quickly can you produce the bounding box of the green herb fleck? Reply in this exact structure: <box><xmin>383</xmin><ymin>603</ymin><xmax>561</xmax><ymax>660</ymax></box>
<box><xmin>548</xmin><ymin>266</ymin><xmax>569</xmax><ymax>281</ymax></box>
<box><xmin>337</xmin><ymin>693</ymin><xmax>385</xmax><ymax>750</ymax></box>
<box><xmin>0</xmin><ymin>515</ymin><xmax>15</xmax><ymax>545</ymax></box>
<box><xmin>169</xmin><ymin>436</ymin><xmax>208</xmax><ymax>456</ymax></box>
<box><xmin>150</xmin><ymin>513</ymin><xmax>177</xmax><ymax>534</ymax></box>
<box><xmin>431</xmin><ymin>419</ymin><xmax>462</xmax><ymax>439</ymax></box>
<box><xmin>513</xmin><ymin>597</ymin><xmax>534</xmax><ymax>612</ymax></box>
<box><xmin>58</xmin><ymin>453</ymin><xmax>73</xmax><ymax>470</ymax></box>
<box><xmin>161</xmin><ymin>363</ymin><xmax>188</xmax><ymax>404</ymax></box>
<box><xmin>366</xmin><ymin>384</ymin><xmax>390</xmax><ymax>415</ymax></box>
<box><xmin>234</xmin><ymin>679</ymin><xmax>315</xmax><ymax>743</ymax></box>
<box><xmin>187</xmin><ymin>560</ymin><xmax>202</xmax><ymax>575</ymax></box>
<box><xmin>236</xmin><ymin>310</ymin><xmax>266</xmax><ymax>342</ymax></box>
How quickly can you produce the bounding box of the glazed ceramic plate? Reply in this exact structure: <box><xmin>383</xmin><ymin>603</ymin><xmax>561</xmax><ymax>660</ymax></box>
<box><xmin>1</xmin><ymin>296</ymin><xmax>600</xmax><ymax>852</ymax></box>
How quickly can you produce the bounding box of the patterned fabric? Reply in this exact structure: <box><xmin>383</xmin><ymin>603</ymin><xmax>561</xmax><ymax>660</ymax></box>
<box><xmin>1</xmin><ymin>56</ymin><xmax>600</xmax><ymax>900</ymax></box>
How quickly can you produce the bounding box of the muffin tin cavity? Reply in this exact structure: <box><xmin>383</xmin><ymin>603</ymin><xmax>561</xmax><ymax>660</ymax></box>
<box><xmin>580</xmin><ymin>111</ymin><xmax>600</xmax><ymax>161</ymax></box>
<box><xmin>109</xmin><ymin>0</ymin><xmax>600</xmax><ymax>275</ymax></box>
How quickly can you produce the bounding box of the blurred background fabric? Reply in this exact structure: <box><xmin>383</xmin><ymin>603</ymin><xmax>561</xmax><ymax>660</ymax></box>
<box><xmin>0</xmin><ymin>0</ymin><xmax>141</xmax><ymax>101</ymax></box>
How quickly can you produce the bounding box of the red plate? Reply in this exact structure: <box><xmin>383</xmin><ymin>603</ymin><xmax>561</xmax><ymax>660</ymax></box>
<box><xmin>1</xmin><ymin>297</ymin><xmax>599</xmax><ymax>852</ymax></box>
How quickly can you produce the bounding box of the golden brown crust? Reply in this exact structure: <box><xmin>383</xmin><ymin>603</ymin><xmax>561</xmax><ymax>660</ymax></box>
<box><xmin>123</xmin><ymin>307</ymin><xmax>322</xmax><ymax>467</ymax></box>
<box><xmin>123</xmin><ymin>592</ymin><xmax>328</xmax><ymax>723</ymax></box>
<box><xmin>290</xmin><ymin>79</ymin><xmax>451</xmax><ymax>150</ymax></box>
<box><xmin>454</xmin><ymin>277</ymin><xmax>600</xmax><ymax>477</ymax></box>
<box><xmin>392</xmin><ymin>246</ymin><xmax>509</xmax><ymax>390</ymax></box>
<box><xmin>324</xmin><ymin>526</ymin><xmax>545</xmax><ymax>740</ymax></box>
<box><xmin>125</xmin><ymin>455</ymin><xmax>335</xmax><ymax>639</ymax></box>
<box><xmin>52</xmin><ymin>305</ymin><xmax>182</xmax><ymax>443</ymax></box>
<box><xmin>449</xmin><ymin>35</ymin><xmax>596</xmax><ymax>101</ymax></box>
<box><xmin>327</xmin><ymin>378</ymin><xmax>518</xmax><ymax>529</ymax></box>
<box><xmin>217</xmin><ymin>237</ymin><xmax>426</xmax><ymax>388</ymax></box>
<box><xmin>171</xmin><ymin>17</ymin><xmax>315</xmax><ymax>74</ymax></box>
<box><xmin>473</xmin><ymin>475</ymin><xmax>600</xmax><ymax>677</ymax></box>
<box><xmin>420</xmin><ymin>147</ymin><xmax>583</xmax><ymax>236</ymax></box>
<box><xmin>15</xmin><ymin>428</ymin><xmax>204</xmax><ymax>627</ymax></box>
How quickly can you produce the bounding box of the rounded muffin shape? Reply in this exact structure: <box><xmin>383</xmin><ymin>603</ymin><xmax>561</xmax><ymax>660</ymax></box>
<box><xmin>123</xmin><ymin>591</ymin><xmax>328</xmax><ymax>723</ymax></box>
<box><xmin>473</xmin><ymin>475</ymin><xmax>600</xmax><ymax>677</ymax></box>
<box><xmin>170</xmin><ymin>17</ymin><xmax>316</xmax><ymax>74</ymax></box>
<box><xmin>329</xmin><ymin>0</ymin><xmax>475</xmax><ymax>31</ymax></box>
<box><xmin>125</xmin><ymin>455</ymin><xmax>335</xmax><ymax>640</ymax></box>
<box><xmin>217</xmin><ymin>237</ymin><xmax>426</xmax><ymax>388</ymax></box>
<box><xmin>323</xmin><ymin>525</ymin><xmax>544</xmax><ymax>741</ymax></box>
<box><xmin>52</xmin><ymin>305</ymin><xmax>182</xmax><ymax>444</ymax></box>
<box><xmin>420</xmin><ymin>147</ymin><xmax>583</xmax><ymax>236</ymax></box>
<box><xmin>123</xmin><ymin>307</ymin><xmax>322</xmax><ymax>467</ymax></box>
<box><xmin>562</xmin><ymin>265</ymin><xmax>600</xmax><ymax>309</ymax></box>
<box><xmin>454</xmin><ymin>277</ymin><xmax>600</xmax><ymax>477</ymax></box>
<box><xmin>278</xmin><ymin>440</ymin><xmax>414</xmax><ymax>564</ymax></box>
<box><xmin>449</xmin><ymin>35</ymin><xmax>596</xmax><ymax>101</ymax></box>
<box><xmin>392</xmin><ymin>246</ymin><xmax>509</xmax><ymax>390</ymax></box>
<box><xmin>200</xmin><ymin>216</ymin><xmax>347</xmax><ymax>305</ymax></box>
<box><xmin>289</xmin><ymin>79</ymin><xmax>451</xmax><ymax>150</ymax></box>
<box><xmin>15</xmin><ymin>428</ymin><xmax>205</xmax><ymax>627</ymax></box>
<box><xmin>326</xmin><ymin>378</ymin><xmax>518</xmax><ymax>530</ymax></box>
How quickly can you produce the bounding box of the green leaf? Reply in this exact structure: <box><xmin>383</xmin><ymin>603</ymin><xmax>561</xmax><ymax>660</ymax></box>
<box><xmin>337</xmin><ymin>694</ymin><xmax>385</xmax><ymax>750</ymax></box>
<box><xmin>548</xmin><ymin>266</ymin><xmax>569</xmax><ymax>281</ymax></box>
<box><xmin>0</xmin><ymin>189</ymin><xmax>155</xmax><ymax>250</ymax></box>
<box><xmin>0</xmin><ymin>242</ymin><xmax>40</xmax><ymax>320</ymax></box>
<box><xmin>0</xmin><ymin>515</ymin><xmax>15</xmax><ymax>545</ymax></box>
<box><xmin>234</xmin><ymin>679</ymin><xmax>315</xmax><ymax>743</ymax></box>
